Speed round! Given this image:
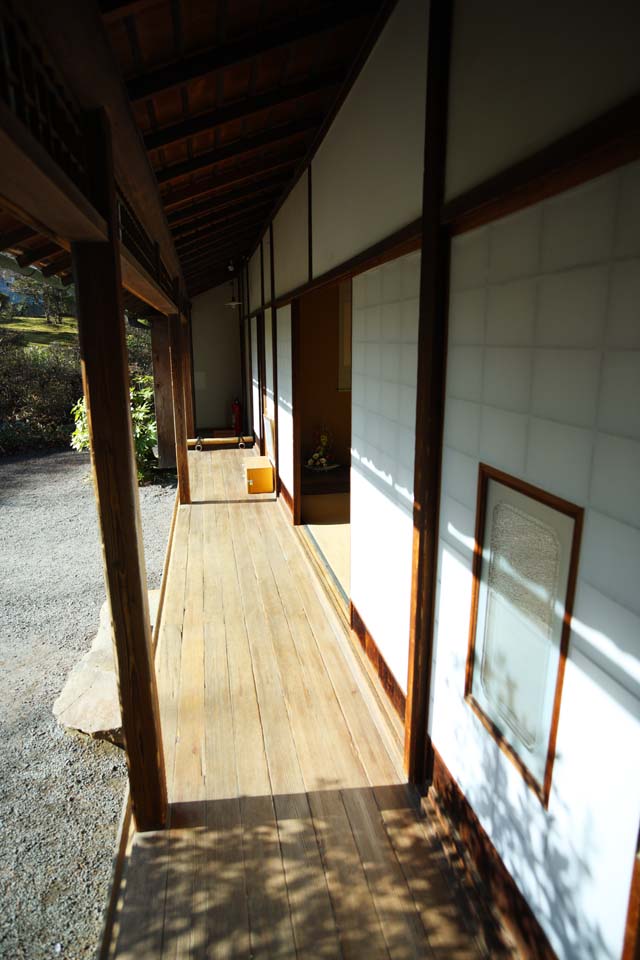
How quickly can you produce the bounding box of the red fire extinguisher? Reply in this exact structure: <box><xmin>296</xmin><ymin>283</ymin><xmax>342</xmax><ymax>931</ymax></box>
<box><xmin>231</xmin><ymin>397</ymin><xmax>242</xmax><ymax>435</ymax></box>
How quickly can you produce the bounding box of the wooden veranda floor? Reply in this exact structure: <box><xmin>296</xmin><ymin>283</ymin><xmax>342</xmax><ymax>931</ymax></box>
<box><xmin>107</xmin><ymin>449</ymin><xmax>496</xmax><ymax>959</ymax></box>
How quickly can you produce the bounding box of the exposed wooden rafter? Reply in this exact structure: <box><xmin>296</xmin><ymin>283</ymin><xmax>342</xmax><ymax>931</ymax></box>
<box><xmin>144</xmin><ymin>70</ymin><xmax>343</xmax><ymax>152</ymax></box>
<box><xmin>173</xmin><ymin>203</ymin><xmax>273</xmax><ymax>247</ymax></box>
<box><xmin>41</xmin><ymin>254</ymin><xmax>72</xmax><ymax>277</ymax></box>
<box><xmin>180</xmin><ymin>232</ymin><xmax>256</xmax><ymax>269</ymax></box>
<box><xmin>16</xmin><ymin>241</ymin><xmax>62</xmax><ymax>267</ymax></box>
<box><xmin>126</xmin><ymin>1</ymin><xmax>375</xmax><ymax>102</ymax></box>
<box><xmin>155</xmin><ymin>116</ymin><xmax>320</xmax><ymax>185</ymax></box>
<box><xmin>161</xmin><ymin>152</ymin><xmax>304</xmax><ymax>208</ymax></box>
<box><xmin>166</xmin><ymin>174</ymin><xmax>291</xmax><ymax>227</ymax></box>
<box><xmin>0</xmin><ymin>224</ymin><xmax>37</xmax><ymax>251</ymax></box>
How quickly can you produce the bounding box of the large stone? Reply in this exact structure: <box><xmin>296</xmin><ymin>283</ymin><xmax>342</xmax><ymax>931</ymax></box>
<box><xmin>53</xmin><ymin>590</ymin><xmax>161</xmax><ymax>746</ymax></box>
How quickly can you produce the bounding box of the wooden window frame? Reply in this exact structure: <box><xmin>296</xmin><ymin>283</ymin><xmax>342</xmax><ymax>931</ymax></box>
<box><xmin>465</xmin><ymin>463</ymin><xmax>583</xmax><ymax>808</ymax></box>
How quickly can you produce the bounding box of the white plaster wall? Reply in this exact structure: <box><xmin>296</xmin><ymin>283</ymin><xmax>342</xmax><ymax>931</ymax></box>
<box><xmin>446</xmin><ymin>0</ymin><xmax>640</xmax><ymax>199</ymax></box>
<box><xmin>432</xmin><ymin>162</ymin><xmax>640</xmax><ymax>960</ymax></box>
<box><xmin>249</xmin><ymin>245</ymin><xmax>262</xmax><ymax>314</ymax></box>
<box><xmin>250</xmin><ymin>315</ymin><xmax>260</xmax><ymax>439</ymax></box>
<box><xmin>191</xmin><ymin>283</ymin><xmax>241</xmax><ymax>429</ymax></box>
<box><xmin>351</xmin><ymin>250</ymin><xmax>421</xmax><ymax>693</ymax></box>
<box><xmin>312</xmin><ymin>0</ymin><xmax>428</xmax><ymax>278</ymax></box>
<box><xmin>276</xmin><ymin>304</ymin><xmax>294</xmax><ymax>496</ymax></box>
<box><xmin>273</xmin><ymin>171</ymin><xmax>308</xmax><ymax>298</ymax></box>
<box><xmin>264</xmin><ymin>307</ymin><xmax>274</xmax><ymax>419</ymax></box>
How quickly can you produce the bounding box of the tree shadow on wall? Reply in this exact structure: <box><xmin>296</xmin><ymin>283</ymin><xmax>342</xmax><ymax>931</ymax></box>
<box><xmin>438</xmin><ymin>735</ymin><xmax>612</xmax><ymax>960</ymax></box>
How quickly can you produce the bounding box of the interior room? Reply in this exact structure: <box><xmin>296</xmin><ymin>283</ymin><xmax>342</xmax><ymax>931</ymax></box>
<box><xmin>296</xmin><ymin>279</ymin><xmax>352</xmax><ymax>600</ymax></box>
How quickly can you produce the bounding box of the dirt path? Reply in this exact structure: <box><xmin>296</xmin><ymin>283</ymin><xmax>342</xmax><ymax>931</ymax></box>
<box><xmin>0</xmin><ymin>450</ymin><xmax>176</xmax><ymax>960</ymax></box>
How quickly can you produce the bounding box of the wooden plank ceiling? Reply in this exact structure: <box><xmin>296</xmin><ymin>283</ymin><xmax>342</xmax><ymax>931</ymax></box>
<box><xmin>102</xmin><ymin>0</ymin><xmax>384</xmax><ymax>298</ymax></box>
<box><xmin>0</xmin><ymin>0</ymin><xmax>384</xmax><ymax>306</ymax></box>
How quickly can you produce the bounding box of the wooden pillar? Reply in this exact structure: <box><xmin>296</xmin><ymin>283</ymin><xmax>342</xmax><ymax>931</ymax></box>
<box><xmin>404</xmin><ymin>0</ymin><xmax>452</xmax><ymax>787</ymax></box>
<box><xmin>169</xmin><ymin>313</ymin><xmax>191</xmax><ymax>504</ymax></box>
<box><xmin>72</xmin><ymin>110</ymin><xmax>167</xmax><ymax>832</ymax></box>
<box><xmin>181</xmin><ymin>312</ymin><xmax>196</xmax><ymax>438</ymax></box>
<box><xmin>150</xmin><ymin>316</ymin><xmax>176</xmax><ymax>469</ymax></box>
<box><xmin>270</xmin><ymin>224</ymin><xmax>280</xmax><ymax>494</ymax></box>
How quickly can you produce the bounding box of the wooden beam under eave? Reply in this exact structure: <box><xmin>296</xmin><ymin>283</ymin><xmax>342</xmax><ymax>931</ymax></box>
<box><xmin>155</xmin><ymin>117</ymin><xmax>319</xmax><ymax>186</ymax></box>
<box><xmin>121</xmin><ymin>247</ymin><xmax>176</xmax><ymax>315</ymax></box>
<box><xmin>20</xmin><ymin>0</ymin><xmax>182</xmax><ymax>282</ymax></box>
<box><xmin>181</xmin><ymin>315</ymin><xmax>196</xmax><ymax>439</ymax></box>
<box><xmin>72</xmin><ymin>110</ymin><xmax>167</xmax><ymax>832</ymax></box>
<box><xmin>166</xmin><ymin>178</ymin><xmax>287</xmax><ymax>228</ymax></box>
<box><xmin>171</xmin><ymin>198</ymin><xmax>274</xmax><ymax>242</ymax></box>
<box><xmin>0</xmin><ymin>100</ymin><xmax>107</xmax><ymax>244</ymax></box>
<box><xmin>161</xmin><ymin>153</ymin><xmax>304</xmax><ymax>209</ymax></box>
<box><xmin>168</xmin><ymin>313</ymin><xmax>191</xmax><ymax>504</ymax></box>
<box><xmin>145</xmin><ymin>71</ymin><xmax>343</xmax><ymax>152</ymax></box>
<box><xmin>176</xmin><ymin>217</ymin><xmax>264</xmax><ymax>256</ymax></box>
<box><xmin>126</xmin><ymin>1</ymin><xmax>376</xmax><ymax>102</ymax></box>
<box><xmin>150</xmin><ymin>316</ymin><xmax>176</xmax><ymax>469</ymax></box>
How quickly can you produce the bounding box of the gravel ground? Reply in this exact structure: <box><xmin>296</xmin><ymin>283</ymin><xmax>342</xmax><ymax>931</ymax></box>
<box><xmin>0</xmin><ymin>450</ymin><xmax>176</xmax><ymax>960</ymax></box>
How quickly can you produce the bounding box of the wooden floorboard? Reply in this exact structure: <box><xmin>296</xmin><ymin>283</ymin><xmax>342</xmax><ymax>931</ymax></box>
<box><xmin>109</xmin><ymin>449</ymin><xmax>493</xmax><ymax>960</ymax></box>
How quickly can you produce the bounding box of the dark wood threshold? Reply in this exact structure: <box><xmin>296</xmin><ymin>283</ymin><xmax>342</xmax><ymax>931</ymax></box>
<box><xmin>279</xmin><ymin>477</ymin><xmax>294</xmax><ymax>515</ymax></box>
<box><xmin>429</xmin><ymin>749</ymin><xmax>558</xmax><ymax>960</ymax></box>
<box><xmin>350</xmin><ymin>603</ymin><xmax>406</xmax><ymax>722</ymax></box>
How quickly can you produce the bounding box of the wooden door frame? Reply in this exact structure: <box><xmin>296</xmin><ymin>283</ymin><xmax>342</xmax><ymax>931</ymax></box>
<box><xmin>256</xmin><ymin>310</ymin><xmax>266</xmax><ymax>455</ymax></box>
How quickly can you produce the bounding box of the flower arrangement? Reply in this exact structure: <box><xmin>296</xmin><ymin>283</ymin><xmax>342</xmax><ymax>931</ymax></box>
<box><xmin>306</xmin><ymin>426</ymin><xmax>335</xmax><ymax>470</ymax></box>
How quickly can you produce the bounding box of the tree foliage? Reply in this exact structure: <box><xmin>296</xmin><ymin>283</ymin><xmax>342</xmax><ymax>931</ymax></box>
<box><xmin>9</xmin><ymin>272</ymin><xmax>75</xmax><ymax>324</ymax></box>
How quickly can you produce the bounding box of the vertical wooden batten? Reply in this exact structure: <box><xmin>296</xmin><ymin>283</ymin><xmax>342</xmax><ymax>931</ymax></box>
<box><xmin>291</xmin><ymin>297</ymin><xmax>302</xmax><ymax>525</ymax></box>
<box><xmin>404</xmin><ymin>0</ymin><xmax>452</xmax><ymax>786</ymax></box>
<box><xmin>169</xmin><ymin>311</ymin><xmax>192</xmax><ymax>504</ymax></box>
<box><xmin>181</xmin><ymin>311</ymin><xmax>196</xmax><ymax>438</ymax></box>
<box><xmin>150</xmin><ymin>316</ymin><xmax>176</xmax><ymax>469</ymax></box>
<box><xmin>270</xmin><ymin>223</ymin><xmax>280</xmax><ymax>494</ymax></box>
<box><xmin>71</xmin><ymin>110</ymin><xmax>167</xmax><ymax>832</ymax></box>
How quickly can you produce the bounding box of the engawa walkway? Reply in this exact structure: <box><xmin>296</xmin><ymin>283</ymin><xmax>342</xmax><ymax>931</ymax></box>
<box><xmin>107</xmin><ymin>449</ymin><xmax>505</xmax><ymax>959</ymax></box>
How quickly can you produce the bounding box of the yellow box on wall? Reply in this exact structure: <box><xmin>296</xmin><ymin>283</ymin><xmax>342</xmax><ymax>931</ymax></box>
<box><xmin>245</xmin><ymin>456</ymin><xmax>274</xmax><ymax>494</ymax></box>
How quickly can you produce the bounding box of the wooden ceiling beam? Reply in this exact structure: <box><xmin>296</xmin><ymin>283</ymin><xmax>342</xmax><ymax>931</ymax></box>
<box><xmin>177</xmin><ymin>224</ymin><xmax>260</xmax><ymax>260</ymax></box>
<box><xmin>156</xmin><ymin>116</ymin><xmax>319</xmax><ymax>185</ymax></box>
<box><xmin>17</xmin><ymin>241</ymin><xmax>62</xmax><ymax>268</ymax></box>
<box><xmin>185</xmin><ymin>263</ymin><xmax>233</xmax><ymax>286</ymax></box>
<box><xmin>180</xmin><ymin>233</ymin><xmax>255</xmax><ymax>269</ymax></box>
<box><xmin>21</xmin><ymin>0</ymin><xmax>182</xmax><ymax>281</ymax></box>
<box><xmin>145</xmin><ymin>70</ymin><xmax>343</xmax><ymax>152</ymax></box>
<box><xmin>127</xmin><ymin>1</ymin><xmax>376</xmax><ymax>101</ymax></box>
<box><xmin>172</xmin><ymin>199</ymin><xmax>274</xmax><ymax>242</ymax></box>
<box><xmin>0</xmin><ymin>224</ymin><xmax>37</xmax><ymax>251</ymax></box>
<box><xmin>162</xmin><ymin>152</ymin><xmax>303</xmax><ymax>208</ymax></box>
<box><xmin>167</xmin><ymin>175</ymin><xmax>290</xmax><ymax>226</ymax></box>
<box><xmin>41</xmin><ymin>254</ymin><xmax>72</xmax><ymax>277</ymax></box>
<box><xmin>99</xmin><ymin>0</ymin><xmax>161</xmax><ymax>23</ymax></box>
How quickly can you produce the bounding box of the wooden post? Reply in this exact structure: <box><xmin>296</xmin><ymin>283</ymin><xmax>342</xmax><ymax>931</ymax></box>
<box><xmin>270</xmin><ymin>222</ymin><xmax>280</xmax><ymax>494</ymax></box>
<box><xmin>181</xmin><ymin>312</ymin><xmax>196</xmax><ymax>437</ymax></box>
<box><xmin>150</xmin><ymin>316</ymin><xmax>176</xmax><ymax>469</ymax></box>
<box><xmin>169</xmin><ymin>312</ymin><xmax>191</xmax><ymax>504</ymax></box>
<box><xmin>404</xmin><ymin>0</ymin><xmax>452</xmax><ymax>787</ymax></box>
<box><xmin>72</xmin><ymin>110</ymin><xmax>167</xmax><ymax>832</ymax></box>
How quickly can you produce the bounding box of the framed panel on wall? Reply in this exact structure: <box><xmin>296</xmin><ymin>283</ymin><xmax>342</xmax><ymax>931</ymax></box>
<box><xmin>465</xmin><ymin>464</ymin><xmax>583</xmax><ymax>806</ymax></box>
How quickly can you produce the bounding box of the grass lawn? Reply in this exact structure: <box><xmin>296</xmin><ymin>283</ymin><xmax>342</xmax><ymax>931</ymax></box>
<box><xmin>0</xmin><ymin>315</ymin><xmax>77</xmax><ymax>346</ymax></box>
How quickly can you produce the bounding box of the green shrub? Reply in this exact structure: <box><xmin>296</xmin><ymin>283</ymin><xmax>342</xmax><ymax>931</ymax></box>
<box><xmin>71</xmin><ymin>375</ymin><xmax>158</xmax><ymax>483</ymax></box>
<box><xmin>126</xmin><ymin>325</ymin><xmax>153</xmax><ymax>377</ymax></box>
<box><xmin>0</xmin><ymin>330</ymin><xmax>83</xmax><ymax>453</ymax></box>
